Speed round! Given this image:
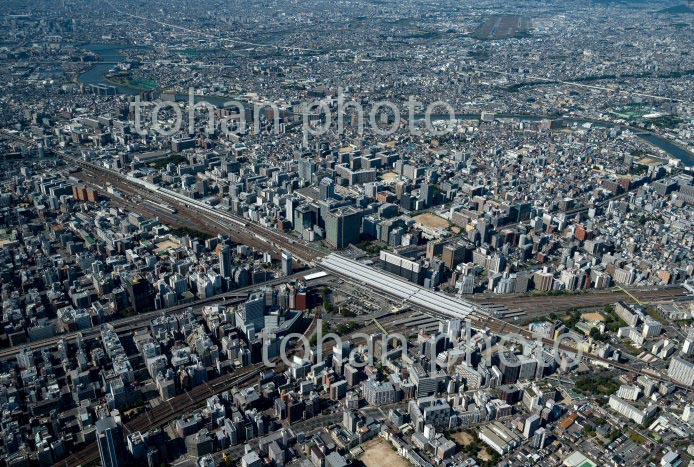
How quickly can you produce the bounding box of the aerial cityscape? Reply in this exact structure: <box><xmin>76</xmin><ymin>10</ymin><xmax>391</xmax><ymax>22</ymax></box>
<box><xmin>1</xmin><ymin>0</ymin><xmax>694</xmax><ymax>466</ymax></box>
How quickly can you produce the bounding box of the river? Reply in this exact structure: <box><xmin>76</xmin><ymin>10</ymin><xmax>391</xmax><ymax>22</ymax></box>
<box><xmin>78</xmin><ymin>44</ymin><xmax>694</xmax><ymax>167</ymax></box>
<box><xmin>79</xmin><ymin>44</ymin><xmax>149</xmax><ymax>95</ymax></box>
<box><xmin>79</xmin><ymin>43</ymin><xmax>230</xmax><ymax>105</ymax></box>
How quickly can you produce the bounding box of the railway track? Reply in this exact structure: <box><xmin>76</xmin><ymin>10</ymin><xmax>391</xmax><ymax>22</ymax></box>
<box><xmin>82</xmin><ymin>169</ymin><xmax>302</xmax><ymax>259</ymax></box>
<box><xmin>53</xmin><ymin>308</ymin><xmax>402</xmax><ymax>467</ymax></box>
<box><xmin>48</xmin><ymin>293</ymin><xmax>693</xmax><ymax>467</ymax></box>
<box><xmin>474</xmin><ymin>316</ymin><xmax>694</xmax><ymax>392</ymax></box>
<box><xmin>474</xmin><ymin>286</ymin><xmax>689</xmax><ymax>317</ymax></box>
<box><xmin>90</xmin><ymin>169</ymin><xmax>326</xmax><ymax>264</ymax></box>
<box><xmin>0</xmin><ymin>129</ymin><xmax>327</xmax><ymax>265</ymax></box>
<box><xmin>0</xmin><ymin>269</ymin><xmax>319</xmax><ymax>360</ymax></box>
<box><xmin>125</xmin><ymin>365</ymin><xmax>263</xmax><ymax>434</ymax></box>
<box><xmin>325</xmin><ymin>263</ymin><xmax>694</xmax><ymax>392</ymax></box>
<box><xmin>5</xmin><ymin>129</ymin><xmax>693</xmax><ymax>466</ymax></box>
<box><xmin>55</xmin><ymin>365</ymin><xmax>263</xmax><ymax>467</ymax></box>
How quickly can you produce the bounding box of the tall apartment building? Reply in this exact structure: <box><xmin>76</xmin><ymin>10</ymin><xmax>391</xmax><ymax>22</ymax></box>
<box><xmin>668</xmin><ymin>357</ymin><xmax>694</xmax><ymax>386</ymax></box>
<box><xmin>533</xmin><ymin>270</ymin><xmax>554</xmax><ymax>292</ymax></box>
<box><xmin>608</xmin><ymin>395</ymin><xmax>658</xmax><ymax>424</ymax></box>
<box><xmin>642</xmin><ymin>318</ymin><xmax>662</xmax><ymax>338</ymax></box>
<box><xmin>615</xmin><ymin>301</ymin><xmax>640</xmax><ymax>327</ymax></box>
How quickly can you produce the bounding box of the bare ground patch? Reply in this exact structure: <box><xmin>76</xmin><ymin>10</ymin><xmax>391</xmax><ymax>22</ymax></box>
<box><xmin>413</xmin><ymin>213</ymin><xmax>449</xmax><ymax>229</ymax></box>
<box><xmin>360</xmin><ymin>438</ymin><xmax>408</xmax><ymax>467</ymax></box>
<box><xmin>452</xmin><ymin>431</ymin><xmax>474</xmax><ymax>446</ymax></box>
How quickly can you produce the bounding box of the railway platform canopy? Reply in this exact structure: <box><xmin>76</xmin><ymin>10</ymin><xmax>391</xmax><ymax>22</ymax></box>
<box><xmin>320</xmin><ymin>253</ymin><xmax>480</xmax><ymax>320</ymax></box>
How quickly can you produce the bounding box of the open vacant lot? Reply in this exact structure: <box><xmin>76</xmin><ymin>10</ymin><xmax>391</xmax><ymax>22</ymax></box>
<box><xmin>478</xmin><ymin>447</ymin><xmax>494</xmax><ymax>461</ymax></box>
<box><xmin>414</xmin><ymin>213</ymin><xmax>449</xmax><ymax>228</ymax></box>
<box><xmin>582</xmin><ymin>312</ymin><xmax>605</xmax><ymax>322</ymax></box>
<box><xmin>155</xmin><ymin>239</ymin><xmax>180</xmax><ymax>253</ymax></box>
<box><xmin>360</xmin><ymin>438</ymin><xmax>408</xmax><ymax>467</ymax></box>
<box><xmin>452</xmin><ymin>431</ymin><xmax>474</xmax><ymax>446</ymax></box>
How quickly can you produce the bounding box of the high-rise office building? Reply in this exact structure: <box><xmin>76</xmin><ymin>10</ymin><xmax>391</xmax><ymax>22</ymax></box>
<box><xmin>319</xmin><ymin>177</ymin><xmax>335</xmax><ymax>200</ymax></box>
<box><xmin>420</xmin><ymin>183</ymin><xmax>434</xmax><ymax>207</ymax></box>
<box><xmin>499</xmin><ymin>353</ymin><xmax>520</xmax><ymax>384</ymax></box>
<box><xmin>532</xmin><ymin>427</ymin><xmax>547</xmax><ymax>448</ymax></box>
<box><xmin>219</xmin><ymin>245</ymin><xmax>233</xmax><ymax>279</ymax></box>
<box><xmin>325</xmin><ymin>207</ymin><xmax>362</xmax><ymax>249</ymax></box>
<box><xmin>125</xmin><ymin>275</ymin><xmax>154</xmax><ymax>314</ymax></box>
<box><xmin>442</xmin><ymin>243</ymin><xmax>470</xmax><ymax>270</ymax></box>
<box><xmin>237</xmin><ymin>291</ymin><xmax>266</xmax><ymax>332</ymax></box>
<box><xmin>281</xmin><ymin>251</ymin><xmax>293</xmax><ymax>276</ymax></box>
<box><xmin>96</xmin><ymin>417</ymin><xmax>127</xmax><ymax>467</ymax></box>
<box><xmin>285</xmin><ymin>197</ymin><xmax>299</xmax><ymax>225</ymax></box>
<box><xmin>362</xmin><ymin>380</ymin><xmax>396</xmax><ymax>406</ymax></box>
<box><xmin>298</xmin><ymin>158</ymin><xmax>316</xmax><ymax>182</ymax></box>
<box><xmin>523</xmin><ymin>413</ymin><xmax>540</xmax><ymax>438</ymax></box>
<box><xmin>293</xmin><ymin>204</ymin><xmax>315</xmax><ymax>234</ymax></box>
